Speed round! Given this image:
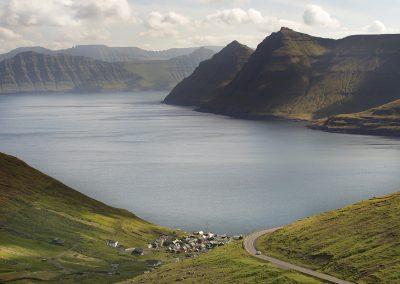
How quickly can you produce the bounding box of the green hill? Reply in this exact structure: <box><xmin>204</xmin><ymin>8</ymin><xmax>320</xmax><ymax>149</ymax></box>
<box><xmin>257</xmin><ymin>192</ymin><xmax>400</xmax><ymax>283</ymax></box>
<box><xmin>0</xmin><ymin>152</ymin><xmax>169</xmax><ymax>283</ymax></box>
<box><xmin>311</xmin><ymin>99</ymin><xmax>400</xmax><ymax>136</ymax></box>
<box><xmin>164</xmin><ymin>41</ymin><xmax>253</xmax><ymax>106</ymax></box>
<box><xmin>198</xmin><ymin>28</ymin><xmax>400</xmax><ymax>120</ymax></box>
<box><xmin>128</xmin><ymin>242</ymin><xmax>321</xmax><ymax>284</ymax></box>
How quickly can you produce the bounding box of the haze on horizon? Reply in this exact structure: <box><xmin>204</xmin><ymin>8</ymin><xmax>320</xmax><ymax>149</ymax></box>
<box><xmin>0</xmin><ymin>0</ymin><xmax>398</xmax><ymax>53</ymax></box>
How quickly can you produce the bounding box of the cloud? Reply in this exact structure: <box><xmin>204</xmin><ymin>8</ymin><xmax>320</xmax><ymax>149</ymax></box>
<box><xmin>0</xmin><ymin>0</ymin><xmax>136</xmax><ymax>28</ymax></box>
<box><xmin>303</xmin><ymin>5</ymin><xmax>340</xmax><ymax>28</ymax></box>
<box><xmin>178</xmin><ymin>33</ymin><xmax>263</xmax><ymax>48</ymax></box>
<box><xmin>141</xmin><ymin>11</ymin><xmax>189</xmax><ymax>37</ymax></box>
<box><xmin>363</xmin><ymin>20</ymin><xmax>387</xmax><ymax>33</ymax></box>
<box><xmin>199</xmin><ymin>0</ymin><xmax>249</xmax><ymax>5</ymax></box>
<box><xmin>71</xmin><ymin>0</ymin><xmax>136</xmax><ymax>23</ymax></box>
<box><xmin>204</xmin><ymin>8</ymin><xmax>265</xmax><ymax>26</ymax></box>
<box><xmin>0</xmin><ymin>26</ymin><xmax>22</xmax><ymax>40</ymax></box>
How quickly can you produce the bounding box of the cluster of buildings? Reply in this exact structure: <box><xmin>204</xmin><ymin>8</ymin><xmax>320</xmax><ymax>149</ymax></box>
<box><xmin>148</xmin><ymin>231</ymin><xmax>243</xmax><ymax>255</ymax></box>
<box><xmin>106</xmin><ymin>240</ymin><xmax>144</xmax><ymax>256</ymax></box>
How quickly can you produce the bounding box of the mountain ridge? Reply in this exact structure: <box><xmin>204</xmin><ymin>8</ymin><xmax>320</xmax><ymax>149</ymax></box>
<box><xmin>0</xmin><ymin>45</ymin><xmax>222</xmax><ymax>63</ymax></box>
<box><xmin>164</xmin><ymin>40</ymin><xmax>254</xmax><ymax>106</ymax></box>
<box><xmin>165</xmin><ymin>27</ymin><xmax>400</xmax><ymax>121</ymax></box>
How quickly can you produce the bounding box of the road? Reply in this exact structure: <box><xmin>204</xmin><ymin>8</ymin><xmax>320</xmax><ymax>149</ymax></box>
<box><xmin>243</xmin><ymin>228</ymin><xmax>354</xmax><ymax>284</ymax></box>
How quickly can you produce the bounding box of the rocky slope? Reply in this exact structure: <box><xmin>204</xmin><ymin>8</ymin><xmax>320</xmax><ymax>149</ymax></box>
<box><xmin>257</xmin><ymin>192</ymin><xmax>400</xmax><ymax>283</ymax></box>
<box><xmin>198</xmin><ymin>28</ymin><xmax>400</xmax><ymax>120</ymax></box>
<box><xmin>0</xmin><ymin>152</ymin><xmax>168</xmax><ymax>282</ymax></box>
<box><xmin>164</xmin><ymin>41</ymin><xmax>253</xmax><ymax>106</ymax></box>
<box><xmin>311</xmin><ymin>99</ymin><xmax>400</xmax><ymax>136</ymax></box>
<box><xmin>123</xmin><ymin>47</ymin><xmax>216</xmax><ymax>91</ymax></box>
<box><xmin>0</xmin><ymin>51</ymin><xmax>139</xmax><ymax>94</ymax></box>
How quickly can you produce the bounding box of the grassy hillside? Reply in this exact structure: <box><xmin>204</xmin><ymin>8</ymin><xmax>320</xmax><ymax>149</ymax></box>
<box><xmin>0</xmin><ymin>152</ymin><xmax>170</xmax><ymax>283</ymax></box>
<box><xmin>311</xmin><ymin>99</ymin><xmax>400</xmax><ymax>136</ymax></box>
<box><xmin>128</xmin><ymin>242</ymin><xmax>321</xmax><ymax>284</ymax></box>
<box><xmin>257</xmin><ymin>192</ymin><xmax>400</xmax><ymax>283</ymax></box>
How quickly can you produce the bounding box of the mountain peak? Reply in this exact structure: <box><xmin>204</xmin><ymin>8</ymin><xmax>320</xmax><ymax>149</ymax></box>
<box><xmin>280</xmin><ymin>27</ymin><xmax>294</xmax><ymax>32</ymax></box>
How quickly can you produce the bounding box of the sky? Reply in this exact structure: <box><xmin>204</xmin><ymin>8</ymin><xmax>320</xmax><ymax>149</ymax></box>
<box><xmin>0</xmin><ymin>0</ymin><xmax>399</xmax><ymax>52</ymax></box>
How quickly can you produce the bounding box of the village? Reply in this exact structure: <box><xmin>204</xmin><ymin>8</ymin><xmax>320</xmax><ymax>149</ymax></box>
<box><xmin>106</xmin><ymin>231</ymin><xmax>243</xmax><ymax>257</ymax></box>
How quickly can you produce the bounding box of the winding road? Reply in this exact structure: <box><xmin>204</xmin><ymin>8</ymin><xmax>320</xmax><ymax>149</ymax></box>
<box><xmin>243</xmin><ymin>228</ymin><xmax>354</xmax><ymax>284</ymax></box>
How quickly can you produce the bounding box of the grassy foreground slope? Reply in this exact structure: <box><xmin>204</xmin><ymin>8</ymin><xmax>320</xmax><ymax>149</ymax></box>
<box><xmin>257</xmin><ymin>192</ymin><xmax>400</xmax><ymax>283</ymax></box>
<box><xmin>128</xmin><ymin>242</ymin><xmax>321</xmax><ymax>284</ymax></box>
<box><xmin>311</xmin><ymin>99</ymin><xmax>400</xmax><ymax>136</ymax></box>
<box><xmin>0</xmin><ymin>152</ymin><xmax>169</xmax><ymax>283</ymax></box>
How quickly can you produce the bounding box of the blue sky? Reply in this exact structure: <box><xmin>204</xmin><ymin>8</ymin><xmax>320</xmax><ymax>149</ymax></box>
<box><xmin>0</xmin><ymin>0</ymin><xmax>398</xmax><ymax>52</ymax></box>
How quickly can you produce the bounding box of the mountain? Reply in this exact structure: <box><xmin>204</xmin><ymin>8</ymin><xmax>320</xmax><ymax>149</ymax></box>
<box><xmin>0</xmin><ymin>152</ymin><xmax>168</xmax><ymax>282</ymax></box>
<box><xmin>0</xmin><ymin>45</ymin><xmax>222</xmax><ymax>63</ymax></box>
<box><xmin>163</xmin><ymin>41</ymin><xmax>253</xmax><ymax>106</ymax></box>
<box><xmin>0</xmin><ymin>47</ymin><xmax>216</xmax><ymax>94</ymax></box>
<box><xmin>0</xmin><ymin>51</ymin><xmax>140</xmax><ymax>94</ymax></box>
<box><xmin>0</xmin><ymin>46</ymin><xmax>54</xmax><ymax>61</ymax></box>
<box><xmin>257</xmin><ymin>192</ymin><xmax>400</xmax><ymax>283</ymax></box>
<box><xmin>122</xmin><ymin>47</ymin><xmax>216</xmax><ymax>91</ymax></box>
<box><xmin>311</xmin><ymin>99</ymin><xmax>400</xmax><ymax>136</ymax></box>
<box><xmin>198</xmin><ymin>28</ymin><xmax>400</xmax><ymax>120</ymax></box>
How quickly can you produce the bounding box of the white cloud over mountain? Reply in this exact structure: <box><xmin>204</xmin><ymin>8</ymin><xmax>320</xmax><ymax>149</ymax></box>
<box><xmin>303</xmin><ymin>5</ymin><xmax>340</xmax><ymax>28</ymax></box>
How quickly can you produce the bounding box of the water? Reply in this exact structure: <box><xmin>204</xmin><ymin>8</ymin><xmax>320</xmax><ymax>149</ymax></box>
<box><xmin>1</xmin><ymin>92</ymin><xmax>400</xmax><ymax>234</ymax></box>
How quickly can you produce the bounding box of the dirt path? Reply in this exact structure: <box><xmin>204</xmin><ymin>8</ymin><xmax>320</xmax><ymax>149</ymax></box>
<box><xmin>243</xmin><ymin>228</ymin><xmax>354</xmax><ymax>284</ymax></box>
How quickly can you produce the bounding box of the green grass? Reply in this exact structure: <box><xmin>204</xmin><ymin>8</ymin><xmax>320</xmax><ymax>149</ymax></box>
<box><xmin>0</xmin><ymin>152</ymin><xmax>172</xmax><ymax>283</ymax></box>
<box><xmin>127</xmin><ymin>242</ymin><xmax>321</xmax><ymax>283</ymax></box>
<box><xmin>257</xmin><ymin>192</ymin><xmax>400</xmax><ymax>283</ymax></box>
<box><xmin>312</xmin><ymin>99</ymin><xmax>400</xmax><ymax>136</ymax></box>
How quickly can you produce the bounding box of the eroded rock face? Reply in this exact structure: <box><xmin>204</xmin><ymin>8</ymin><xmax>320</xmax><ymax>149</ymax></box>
<box><xmin>198</xmin><ymin>28</ymin><xmax>400</xmax><ymax>120</ymax></box>
<box><xmin>163</xmin><ymin>41</ymin><xmax>253</xmax><ymax>106</ymax></box>
<box><xmin>0</xmin><ymin>51</ymin><xmax>139</xmax><ymax>94</ymax></box>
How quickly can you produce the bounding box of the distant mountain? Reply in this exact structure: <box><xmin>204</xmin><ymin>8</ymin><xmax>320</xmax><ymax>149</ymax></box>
<box><xmin>0</xmin><ymin>45</ymin><xmax>222</xmax><ymax>63</ymax></box>
<box><xmin>197</xmin><ymin>28</ymin><xmax>400</xmax><ymax>120</ymax></box>
<box><xmin>164</xmin><ymin>41</ymin><xmax>253</xmax><ymax>106</ymax></box>
<box><xmin>311</xmin><ymin>99</ymin><xmax>400</xmax><ymax>136</ymax></box>
<box><xmin>0</xmin><ymin>47</ymin><xmax>216</xmax><ymax>94</ymax></box>
<box><xmin>122</xmin><ymin>47</ymin><xmax>216</xmax><ymax>91</ymax></box>
<box><xmin>0</xmin><ymin>46</ymin><xmax>54</xmax><ymax>61</ymax></box>
<box><xmin>0</xmin><ymin>52</ymin><xmax>139</xmax><ymax>94</ymax></box>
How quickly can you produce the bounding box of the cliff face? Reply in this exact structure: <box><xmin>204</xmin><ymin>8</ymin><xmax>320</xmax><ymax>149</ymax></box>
<box><xmin>0</xmin><ymin>52</ymin><xmax>139</xmax><ymax>94</ymax></box>
<box><xmin>199</xmin><ymin>28</ymin><xmax>400</xmax><ymax>120</ymax></box>
<box><xmin>311</xmin><ymin>99</ymin><xmax>400</xmax><ymax>136</ymax></box>
<box><xmin>164</xmin><ymin>41</ymin><xmax>253</xmax><ymax>106</ymax></box>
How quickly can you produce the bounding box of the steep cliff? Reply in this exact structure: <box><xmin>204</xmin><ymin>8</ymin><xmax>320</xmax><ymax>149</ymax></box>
<box><xmin>199</xmin><ymin>28</ymin><xmax>400</xmax><ymax>120</ymax></box>
<box><xmin>164</xmin><ymin>41</ymin><xmax>253</xmax><ymax>106</ymax></box>
<box><xmin>0</xmin><ymin>51</ymin><xmax>139</xmax><ymax>94</ymax></box>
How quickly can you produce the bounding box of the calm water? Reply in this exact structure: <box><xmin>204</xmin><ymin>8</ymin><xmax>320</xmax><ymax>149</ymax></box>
<box><xmin>1</xmin><ymin>92</ymin><xmax>400</xmax><ymax>234</ymax></box>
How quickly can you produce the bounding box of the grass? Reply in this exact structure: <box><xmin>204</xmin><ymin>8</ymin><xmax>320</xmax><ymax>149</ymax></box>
<box><xmin>312</xmin><ymin>99</ymin><xmax>400</xmax><ymax>136</ymax></box>
<box><xmin>0</xmin><ymin>152</ymin><xmax>172</xmax><ymax>283</ymax></box>
<box><xmin>257</xmin><ymin>192</ymin><xmax>400</xmax><ymax>283</ymax></box>
<box><xmin>127</xmin><ymin>242</ymin><xmax>321</xmax><ymax>284</ymax></box>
